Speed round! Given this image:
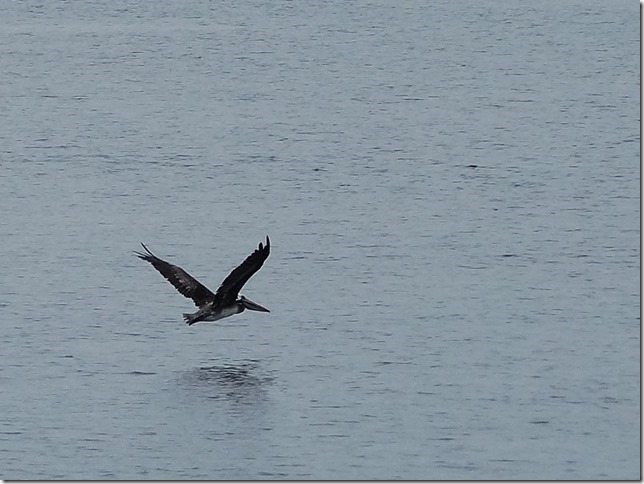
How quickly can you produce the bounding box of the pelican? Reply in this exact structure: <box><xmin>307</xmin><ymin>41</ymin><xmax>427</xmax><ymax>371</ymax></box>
<box><xmin>135</xmin><ymin>236</ymin><xmax>270</xmax><ymax>326</ymax></box>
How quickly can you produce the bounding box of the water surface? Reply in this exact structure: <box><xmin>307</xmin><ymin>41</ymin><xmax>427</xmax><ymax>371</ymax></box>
<box><xmin>0</xmin><ymin>1</ymin><xmax>639</xmax><ymax>479</ymax></box>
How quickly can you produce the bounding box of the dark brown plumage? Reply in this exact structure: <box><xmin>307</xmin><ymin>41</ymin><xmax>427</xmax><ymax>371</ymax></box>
<box><xmin>135</xmin><ymin>236</ymin><xmax>271</xmax><ymax>325</ymax></box>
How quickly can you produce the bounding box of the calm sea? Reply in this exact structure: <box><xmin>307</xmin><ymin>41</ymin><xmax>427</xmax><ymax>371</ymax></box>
<box><xmin>0</xmin><ymin>0</ymin><xmax>639</xmax><ymax>479</ymax></box>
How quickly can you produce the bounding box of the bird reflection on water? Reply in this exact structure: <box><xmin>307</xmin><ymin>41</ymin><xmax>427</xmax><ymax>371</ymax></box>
<box><xmin>180</xmin><ymin>361</ymin><xmax>273</xmax><ymax>409</ymax></box>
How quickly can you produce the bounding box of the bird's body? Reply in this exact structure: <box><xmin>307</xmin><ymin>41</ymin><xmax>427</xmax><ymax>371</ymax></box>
<box><xmin>135</xmin><ymin>236</ymin><xmax>270</xmax><ymax>325</ymax></box>
<box><xmin>190</xmin><ymin>303</ymin><xmax>242</xmax><ymax>323</ymax></box>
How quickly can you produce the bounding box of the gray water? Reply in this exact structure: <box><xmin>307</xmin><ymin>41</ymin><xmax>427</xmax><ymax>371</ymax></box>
<box><xmin>0</xmin><ymin>1</ymin><xmax>639</xmax><ymax>480</ymax></box>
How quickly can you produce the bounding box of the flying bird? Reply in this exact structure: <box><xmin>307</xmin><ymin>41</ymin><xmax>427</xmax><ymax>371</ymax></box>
<box><xmin>135</xmin><ymin>236</ymin><xmax>271</xmax><ymax>326</ymax></box>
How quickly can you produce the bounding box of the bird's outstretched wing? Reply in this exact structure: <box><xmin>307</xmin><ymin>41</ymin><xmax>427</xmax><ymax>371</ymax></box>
<box><xmin>135</xmin><ymin>243</ymin><xmax>216</xmax><ymax>308</ymax></box>
<box><xmin>213</xmin><ymin>236</ymin><xmax>270</xmax><ymax>306</ymax></box>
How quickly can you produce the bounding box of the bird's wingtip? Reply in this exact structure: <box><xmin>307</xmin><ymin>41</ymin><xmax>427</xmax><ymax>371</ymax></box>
<box><xmin>134</xmin><ymin>243</ymin><xmax>155</xmax><ymax>260</ymax></box>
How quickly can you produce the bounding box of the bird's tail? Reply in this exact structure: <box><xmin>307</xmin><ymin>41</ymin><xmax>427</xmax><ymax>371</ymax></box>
<box><xmin>183</xmin><ymin>313</ymin><xmax>198</xmax><ymax>326</ymax></box>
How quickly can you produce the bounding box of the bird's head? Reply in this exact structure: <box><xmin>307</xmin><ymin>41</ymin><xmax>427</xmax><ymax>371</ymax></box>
<box><xmin>238</xmin><ymin>295</ymin><xmax>270</xmax><ymax>313</ymax></box>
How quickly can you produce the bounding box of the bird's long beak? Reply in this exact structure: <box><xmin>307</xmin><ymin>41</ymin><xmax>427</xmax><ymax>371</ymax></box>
<box><xmin>241</xmin><ymin>297</ymin><xmax>270</xmax><ymax>312</ymax></box>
